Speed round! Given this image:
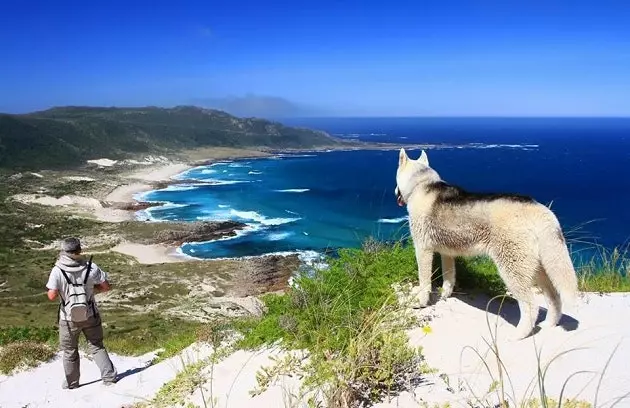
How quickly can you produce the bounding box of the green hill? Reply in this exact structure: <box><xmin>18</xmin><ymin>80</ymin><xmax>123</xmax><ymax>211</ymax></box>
<box><xmin>0</xmin><ymin>106</ymin><xmax>345</xmax><ymax>170</ymax></box>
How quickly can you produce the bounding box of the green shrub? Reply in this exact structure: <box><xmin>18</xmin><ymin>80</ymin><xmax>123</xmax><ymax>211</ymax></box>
<box><xmin>0</xmin><ymin>326</ymin><xmax>58</xmax><ymax>346</ymax></box>
<box><xmin>241</xmin><ymin>239</ymin><xmax>430</xmax><ymax>406</ymax></box>
<box><xmin>0</xmin><ymin>340</ymin><xmax>56</xmax><ymax>374</ymax></box>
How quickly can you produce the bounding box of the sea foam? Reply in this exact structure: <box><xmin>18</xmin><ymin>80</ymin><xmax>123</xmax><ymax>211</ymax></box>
<box><xmin>275</xmin><ymin>188</ymin><xmax>310</xmax><ymax>193</ymax></box>
<box><xmin>377</xmin><ymin>216</ymin><xmax>409</xmax><ymax>224</ymax></box>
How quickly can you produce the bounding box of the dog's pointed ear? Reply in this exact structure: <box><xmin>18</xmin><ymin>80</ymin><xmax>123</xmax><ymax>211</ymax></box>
<box><xmin>418</xmin><ymin>150</ymin><xmax>429</xmax><ymax>166</ymax></box>
<box><xmin>398</xmin><ymin>148</ymin><xmax>408</xmax><ymax>167</ymax></box>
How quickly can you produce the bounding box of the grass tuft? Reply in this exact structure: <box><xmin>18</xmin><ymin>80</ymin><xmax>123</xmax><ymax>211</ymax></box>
<box><xmin>577</xmin><ymin>245</ymin><xmax>630</xmax><ymax>293</ymax></box>
<box><xmin>240</xmin><ymin>239</ymin><xmax>431</xmax><ymax>406</ymax></box>
<box><xmin>0</xmin><ymin>340</ymin><xmax>56</xmax><ymax>374</ymax></box>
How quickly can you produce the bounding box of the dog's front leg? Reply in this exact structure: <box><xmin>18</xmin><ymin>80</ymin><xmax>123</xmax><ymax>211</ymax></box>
<box><xmin>414</xmin><ymin>247</ymin><xmax>434</xmax><ymax>307</ymax></box>
<box><xmin>440</xmin><ymin>255</ymin><xmax>456</xmax><ymax>299</ymax></box>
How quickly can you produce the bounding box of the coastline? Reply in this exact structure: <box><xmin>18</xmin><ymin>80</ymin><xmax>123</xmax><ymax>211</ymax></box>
<box><xmin>103</xmin><ymin>140</ymin><xmax>459</xmax><ymax>211</ymax></box>
<box><xmin>105</xmin><ymin>163</ymin><xmax>194</xmax><ymax>204</ymax></box>
<box><xmin>95</xmin><ymin>140</ymin><xmax>496</xmax><ymax>264</ymax></box>
<box><xmin>9</xmin><ymin>140</ymin><xmax>549</xmax><ymax>265</ymax></box>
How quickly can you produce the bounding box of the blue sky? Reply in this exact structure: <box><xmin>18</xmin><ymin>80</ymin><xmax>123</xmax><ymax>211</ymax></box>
<box><xmin>1</xmin><ymin>0</ymin><xmax>629</xmax><ymax>116</ymax></box>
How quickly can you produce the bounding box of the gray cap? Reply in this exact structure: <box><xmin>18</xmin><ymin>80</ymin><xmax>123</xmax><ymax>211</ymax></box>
<box><xmin>60</xmin><ymin>237</ymin><xmax>82</xmax><ymax>254</ymax></box>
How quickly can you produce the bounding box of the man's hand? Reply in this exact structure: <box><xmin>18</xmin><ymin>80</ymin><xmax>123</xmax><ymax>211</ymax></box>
<box><xmin>47</xmin><ymin>289</ymin><xmax>58</xmax><ymax>301</ymax></box>
<box><xmin>94</xmin><ymin>281</ymin><xmax>111</xmax><ymax>293</ymax></box>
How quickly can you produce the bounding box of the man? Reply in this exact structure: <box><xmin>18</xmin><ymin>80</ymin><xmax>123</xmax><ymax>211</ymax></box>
<box><xmin>46</xmin><ymin>237</ymin><xmax>118</xmax><ymax>389</ymax></box>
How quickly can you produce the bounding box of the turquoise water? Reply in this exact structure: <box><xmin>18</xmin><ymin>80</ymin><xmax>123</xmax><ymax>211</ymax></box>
<box><xmin>137</xmin><ymin>118</ymin><xmax>630</xmax><ymax>261</ymax></box>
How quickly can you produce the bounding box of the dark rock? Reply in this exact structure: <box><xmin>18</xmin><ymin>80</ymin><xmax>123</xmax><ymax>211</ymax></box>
<box><xmin>106</xmin><ymin>201</ymin><xmax>164</xmax><ymax>211</ymax></box>
<box><xmin>226</xmin><ymin>254</ymin><xmax>302</xmax><ymax>297</ymax></box>
<box><xmin>153</xmin><ymin>221</ymin><xmax>246</xmax><ymax>245</ymax></box>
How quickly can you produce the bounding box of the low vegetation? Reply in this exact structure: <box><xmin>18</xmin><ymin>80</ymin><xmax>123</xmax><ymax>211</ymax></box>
<box><xmin>228</xmin><ymin>236</ymin><xmax>628</xmax><ymax>407</ymax></box>
<box><xmin>0</xmin><ymin>171</ymin><xmax>295</xmax><ymax>362</ymax></box>
<box><xmin>0</xmin><ymin>340</ymin><xmax>56</xmax><ymax>374</ymax></box>
<box><xmin>1</xmin><ymin>169</ymin><xmax>629</xmax><ymax>406</ymax></box>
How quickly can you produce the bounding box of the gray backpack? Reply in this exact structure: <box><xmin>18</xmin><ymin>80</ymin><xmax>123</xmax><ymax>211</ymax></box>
<box><xmin>59</xmin><ymin>256</ymin><xmax>93</xmax><ymax>322</ymax></box>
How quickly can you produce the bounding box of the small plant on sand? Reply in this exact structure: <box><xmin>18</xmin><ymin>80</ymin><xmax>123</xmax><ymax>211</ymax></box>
<box><xmin>0</xmin><ymin>340</ymin><xmax>56</xmax><ymax>374</ymax></box>
<box><xmin>239</xmin><ymin>233</ymin><xmax>629</xmax><ymax>407</ymax></box>
<box><xmin>146</xmin><ymin>320</ymin><xmax>236</xmax><ymax>408</ymax></box>
<box><xmin>576</xmin><ymin>245</ymin><xmax>630</xmax><ymax>293</ymax></box>
<box><xmin>242</xmin><ymin>240</ymin><xmax>430</xmax><ymax>407</ymax></box>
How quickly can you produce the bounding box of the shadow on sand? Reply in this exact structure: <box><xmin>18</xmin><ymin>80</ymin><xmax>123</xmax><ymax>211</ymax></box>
<box><xmin>78</xmin><ymin>361</ymin><xmax>153</xmax><ymax>388</ymax></box>
<box><xmin>425</xmin><ymin>291</ymin><xmax>580</xmax><ymax>334</ymax></box>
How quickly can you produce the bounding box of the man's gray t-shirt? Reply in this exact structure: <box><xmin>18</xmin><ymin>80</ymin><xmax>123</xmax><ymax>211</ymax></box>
<box><xmin>46</xmin><ymin>262</ymin><xmax>108</xmax><ymax>321</ymax></box>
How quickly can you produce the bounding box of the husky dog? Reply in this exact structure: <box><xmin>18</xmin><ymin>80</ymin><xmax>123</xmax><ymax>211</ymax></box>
<box><xmin>395</xmin><ymin>148</ymin><xmax>578</xmax><ymax>340</ymax></box>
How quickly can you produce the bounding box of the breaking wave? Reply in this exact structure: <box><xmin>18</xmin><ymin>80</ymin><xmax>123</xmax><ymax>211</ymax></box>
<box><xmin>266</xmin><ymin>231</ymin><xmax>293</xmax><ymax>241</ymax></box>
<box><xmin>275</xmin><ymin>188</ymin><xmax>310</xmax><ymax>193</ymax></box>
<box><xmin>228</xmin><ymin>209</ymin><xmax>300</xmax><ymax>226</ymax></box>
<box><xmin>377</xmin><ymin>216</ymin><xmax>409</xmax><ymax>224</ymax></box>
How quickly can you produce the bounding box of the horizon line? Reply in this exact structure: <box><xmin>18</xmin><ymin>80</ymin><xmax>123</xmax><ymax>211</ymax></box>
<box><xmin>2</xmin><ymin>104</ymin><xmax>630</xmax><ymax>119</ymax></box>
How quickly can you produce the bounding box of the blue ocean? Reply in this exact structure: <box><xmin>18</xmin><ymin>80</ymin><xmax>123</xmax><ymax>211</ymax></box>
<box><xmin>137</xmin><ymin>118</ymin><xmax>630</xmax><ymax>263</ymax></box>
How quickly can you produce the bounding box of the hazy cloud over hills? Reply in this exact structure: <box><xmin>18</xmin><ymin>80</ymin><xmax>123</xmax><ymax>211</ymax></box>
<box><xmin>190</xmin><ymin>94</ymin><xmax>331</xmax><ymax>119</ymax></box>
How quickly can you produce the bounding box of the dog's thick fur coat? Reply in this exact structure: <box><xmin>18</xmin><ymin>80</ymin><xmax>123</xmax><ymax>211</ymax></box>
<box><xmin>395</xmin><ymin>148</ymin><xmax>579</xmax><ymax>340</ymax></box>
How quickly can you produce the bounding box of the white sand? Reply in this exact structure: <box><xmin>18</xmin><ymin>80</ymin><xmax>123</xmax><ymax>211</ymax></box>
<box><xmin>11</xmin><ymin>194</ymin><xmax>103</xmax><ymax>209</ymax></box>
<box><xmin>186</xmin><ymin>348</ymin><xmax>310</xmax><ymax>408</ymax></box>
<box><xmin>10</xmin><ymin>194</ymin><xmax>134</xmax><ymax>222</ymax></box>
<box><xmin>87</xmin><ymin>158</ymin><xmax>118</xmax><ymax>167</ymax></box>
<box><xmin>375</xmin><ymin>292</ymin><xmax>630</xmax><ymax>407</ymax></box>
<box><xmin>1</xmin><ymin>293</ymin><xmax>629</xmax><ymax>407</ymax></box>
<box><xmin>10</xmin><ymin>162</ymin><xmax>191</xmax><ymax>224</ymax></box>
<box><xmin>0</xmin><ymin>344</ymin><xmax>214</xmax><ymax>408</ymax></box>
<box><xmin>110</xmin><ymin>243</ymin><xmax>189</xmax><ymax>264</ymax></box>
<box><xmin>63</xmin><ymin>176</ymin><xmax>96</xmax><ymax>182</ymax></box>
<box><xmin>105</xmin><ymin>182</ymin><xmax>154</xmax><ymax>203</ymax></box>
<box><xmin>123</xmin><ymin>163</ymin><xmax>190</xmax><ymax>183</ymax></box>
<box><xmin>105</xmin><ymin>162</ymin><xmax>191</xmax><ymax>203</ymax></box>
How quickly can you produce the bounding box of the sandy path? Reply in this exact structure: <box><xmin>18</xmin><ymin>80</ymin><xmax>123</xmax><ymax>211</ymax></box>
<box><xmin>0</xmin><ymin>344</ymin><xmax>214</xmax><ymax>408</ymax></box>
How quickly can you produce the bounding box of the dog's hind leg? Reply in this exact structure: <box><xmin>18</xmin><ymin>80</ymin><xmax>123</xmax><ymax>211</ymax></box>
<box><xmin>440</xmin><ymin>254</ymin><xmax>456</xmax><ymax>299</ymax></box>
<box><xmin>512</xmin><ymin>294</ymin><xmax>537</xmax><ymax>341</ymax></box>
<box><xmin>414</xmin><ymin>247</ymin><xmax>434</xmax><ymax>308</ymax></box>
<box><xmin>493</xmin><ymin>254</ymin><xmax>538</xmax><ymax>341</ymax></box>
<box><xmin>537</xmin><ymin>265</ymin><xmax>562</xmax><ymax>329</ymax></box>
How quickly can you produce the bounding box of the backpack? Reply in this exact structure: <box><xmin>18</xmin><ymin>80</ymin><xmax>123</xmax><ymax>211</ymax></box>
<box><xmin>59</xmin><ymin>256</ymin><xmax>93</xmax><ymax>322</ymax></box>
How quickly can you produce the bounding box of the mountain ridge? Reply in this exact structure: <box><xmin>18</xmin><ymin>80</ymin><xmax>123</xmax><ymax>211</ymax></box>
<box><xmin>0</xmin><ymin>105</ymin><xmax>347</xmax><ymax>170</ymax></box>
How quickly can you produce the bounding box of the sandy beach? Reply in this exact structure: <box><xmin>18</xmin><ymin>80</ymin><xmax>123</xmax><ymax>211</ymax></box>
<box><xmin>105</xmin><ymin>162</ymin><xmax>192</xmax><ymax>203</ymax></box>
<box><xmin>110</xmin><ymin>242</ymin><xmax>191</xmax><ymax>264</ymax></box>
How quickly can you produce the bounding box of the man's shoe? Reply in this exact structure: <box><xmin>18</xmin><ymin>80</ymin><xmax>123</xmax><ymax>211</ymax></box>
<box><xmin>62</xmin><ymin>381</ymin><xmax>79</xmax><ymax>390</ymax></box>
<box><xmin>102</xmin><ymin>376</ymin><xmax>118</xmax><ymax>386</ymax></box>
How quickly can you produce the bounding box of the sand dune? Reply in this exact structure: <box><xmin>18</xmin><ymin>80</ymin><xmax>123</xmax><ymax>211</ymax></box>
<box><xmin>2</xmin><ymin>292</ymin><xmax>628</xmax><ymax>407</ymax></box>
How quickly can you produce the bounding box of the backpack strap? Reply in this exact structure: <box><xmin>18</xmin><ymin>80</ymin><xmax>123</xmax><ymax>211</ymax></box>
<box><xmin>58</xmin><ymin>268</ymin><xmax>74</xmax><ymax>286</ymax></box>
<box><xmin>58</xmin><ymin>268</ymin><xmax>72</xmax><ymax>307</ymax></box>
<box><xmin>83</xmin><ymin>256</ymin><xmax>93</xmax><ymax>285</ymax></box>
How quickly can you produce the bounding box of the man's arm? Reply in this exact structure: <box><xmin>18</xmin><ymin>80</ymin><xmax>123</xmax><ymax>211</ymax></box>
<box><xmin>91</xmin><ymin>263</ymin><xmax>111</xmax><ymax>293</ymax></box>
<box><xmin>46</xmin><ymin>268</ymin><xmax>60</xmax><ymax>301</ymax></box>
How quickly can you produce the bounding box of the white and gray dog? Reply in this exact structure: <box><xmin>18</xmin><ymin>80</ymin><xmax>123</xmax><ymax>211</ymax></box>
<box><xmin>395</xmin><ymin>148</ymin><xmax>578</xmax><ymax>340</ymax></box>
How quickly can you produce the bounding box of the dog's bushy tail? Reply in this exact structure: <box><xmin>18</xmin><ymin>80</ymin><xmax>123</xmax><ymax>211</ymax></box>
<box><xmin>538</xmin><ymin>216</ymin><xmax>579</xmax><ymax>307</ymax></box>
